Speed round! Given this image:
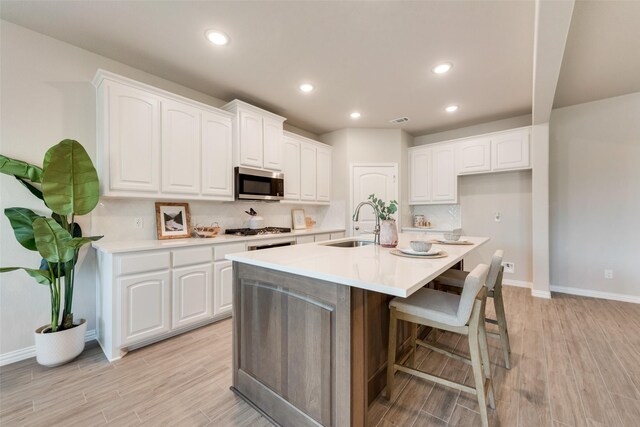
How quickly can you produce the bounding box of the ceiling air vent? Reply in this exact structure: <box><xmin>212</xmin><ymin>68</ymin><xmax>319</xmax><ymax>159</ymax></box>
<box><xmin>389</xmin><ymin>117</ymin><xmax>409</xmax><ymax>124</ymax></box>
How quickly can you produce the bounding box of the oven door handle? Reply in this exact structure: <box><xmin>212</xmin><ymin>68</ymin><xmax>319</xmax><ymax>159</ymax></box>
<box><xmin>248</xmin><ymin>240</ymin><xmax>295</xmax><ymax>251</ymax></box>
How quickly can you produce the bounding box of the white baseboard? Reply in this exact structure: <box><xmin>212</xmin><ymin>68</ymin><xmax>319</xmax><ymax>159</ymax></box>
<box><xmin>503</xmin><ymin>279</ymin><xmax>532</xmax><ymax>288</ymax></box>
<box><xmin>531</xmin><ymin>289</ymin><xmax>552</xmax><ymax>299</ymax></box>
<box><xmin>550</xmin><ymin>285</ymin><xmax>640</xmax><ymax>304</ymax></box>
<box><xmin>0</xmin><ymin>329</ymin><xmax>96</xmax><ymax>367</ymax></box>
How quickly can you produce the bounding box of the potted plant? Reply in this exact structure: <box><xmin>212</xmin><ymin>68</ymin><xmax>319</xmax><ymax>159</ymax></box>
<box><xmin>368</xmin><ymin>194</ymin><xmax>399</xmax><ymax>248</ymax></box>
<box><xmin>0</xmin><ymin>139</ymin><xmax>103</xmax><ymax>367</ymax></box>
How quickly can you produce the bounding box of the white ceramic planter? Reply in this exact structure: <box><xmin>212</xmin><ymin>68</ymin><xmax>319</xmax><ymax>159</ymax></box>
<box><xmin>34</xmin><ymin>319</ymin><xmax>87</xmax><ymax>367</ymax></box>
<box><xmin>380</xmin><ymin>219</ymin><xmax>399</xmax><ymax>248</ymax></box>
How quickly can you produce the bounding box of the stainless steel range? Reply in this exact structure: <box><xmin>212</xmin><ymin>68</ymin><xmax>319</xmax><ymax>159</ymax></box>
<box><xmin>225</xmin><ymin>227</ymin><xmax>292</xmax><ymax>237</ymax></box>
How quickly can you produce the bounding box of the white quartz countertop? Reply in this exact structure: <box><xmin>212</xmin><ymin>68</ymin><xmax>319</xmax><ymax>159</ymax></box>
<box><xmin>92</xmin><ymin>228</ymin><xmax>345</xmax><ymax>254</ymax></box>
<box><xmin>226</xmin><ymin>233</ymin><xmax>489</xmax><ymax>298</ymax></box>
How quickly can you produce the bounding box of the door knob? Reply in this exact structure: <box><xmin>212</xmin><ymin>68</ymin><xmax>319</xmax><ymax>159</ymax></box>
<box><xmin>355</xmin><ymin>226</ymin><xmax>360</xmax><ymax>230</ymax></box>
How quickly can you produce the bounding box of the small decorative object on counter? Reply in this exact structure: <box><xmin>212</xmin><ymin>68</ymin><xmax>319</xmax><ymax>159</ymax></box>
<box><xmin>368</xmin><ymin>194</ymin><xmax>399</xmax><ymax>248</ymax></box>
<box><xmin>412</xmin><ymin>215</ymin><xmax>431</xmax><ymax>228</ymax></box>
<box><xmin>291</xmin><ymin>209</ymin><xmax>307</xmax><ymax>230</ymax></box>
<box><xmin>245</xmin><ymin>208</ymin><xmax>264</xmax><ymax>229</ymax></box>
<box><xmin>305</xmin><ymin>216</ymin><xmax>316</xmax><ymax>229</ymax></box>
<box><xmin>156</xmin><ymin>202</ymin><xmax>191</xmax><ymax>240</ymax></box>
<box><xmin>193</xmin><ymin>222</ymin><xmax>221</xmax><ymax>238</ymax></box>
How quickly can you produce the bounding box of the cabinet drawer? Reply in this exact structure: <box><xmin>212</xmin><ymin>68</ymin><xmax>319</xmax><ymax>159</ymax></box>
<box><xmin>172</xmin><ymin>247</ymin><xmax>212</xmax><ymax>268</ymax></box>
<box><xmin>314</xmin><ymin>233</ymin><xmax>331</xmax><ymax>242</ymax></box>
<box><xmin>214</xmin><ymin>242</ymin><xmax>247</xmax><ymax>261</ymax></box>
<box><xmin>118</xmin><ymin>252</ymin><xmax>170</xmax><ymax>276</ymax></box>
<box><xmin>296</xmin><ymin>235</ymin><xmax>315</xmax><ymax>245</ymax></box>
<box><xmin>330</xmin><ymin>232</ymin><xmax>346</xmax><ymax>240</ymax></box>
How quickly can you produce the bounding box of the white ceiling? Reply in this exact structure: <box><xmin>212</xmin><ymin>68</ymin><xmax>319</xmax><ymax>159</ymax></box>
<box><xmin>2</xmin><ymin>1</ymin><xmax>639</xmax><ymax>136</ymax></box>
<box><xmin>553</xmin><ymin>0</ymin><xmax>640</xmax><ymax>109</ymax></box>
<box><xmin>0</xmin><ymin>1</ymin><xmax>538</xmax><ymax>136</ymax></box>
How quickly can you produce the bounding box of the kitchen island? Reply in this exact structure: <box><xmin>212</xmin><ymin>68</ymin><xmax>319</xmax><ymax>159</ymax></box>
<box><xmin>226</xmin><ymin>233</ymin><xmax>489</xmax><ymax>426</ymax></box>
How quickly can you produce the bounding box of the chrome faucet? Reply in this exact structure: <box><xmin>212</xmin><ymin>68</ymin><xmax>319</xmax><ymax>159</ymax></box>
<box><xmin>352</xmin><ymin>201</ymin><xmax>381</xmax><ymax>245</ymax></box>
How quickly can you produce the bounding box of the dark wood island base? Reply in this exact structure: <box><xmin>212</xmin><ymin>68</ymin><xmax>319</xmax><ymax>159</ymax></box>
<box><xmin>232</xmin><ymin>262</ymin><xmax>415</xmax><ymax>427</ymax></box>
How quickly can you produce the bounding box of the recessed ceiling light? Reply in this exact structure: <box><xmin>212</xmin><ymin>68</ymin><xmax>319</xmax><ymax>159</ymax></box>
<box><xmin>350</xmin><ymin>112</ymin><xmax>361</xmax><ymax>119</ymax></box>
<box><xmin>299</xmin><ymin>83</ymin><xmax>314</xmax><ymax>93</ymax></box>
<box><xmin>205</xmin><ymin>30</ymin><xmax>229</xmax><ymax>46</ymax></box>
<box><xmin>445</xmin><ymin>105</ymin><xmax>459</xmax><ymax>113</ymax></box>
<box><xmin>432</xmin><ymin>62</ymin><xmax>453</xmax><ymax>74</ymax></box>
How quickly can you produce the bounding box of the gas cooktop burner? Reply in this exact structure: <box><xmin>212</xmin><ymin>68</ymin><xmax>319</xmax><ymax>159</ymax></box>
<box><xmin>225</xmin><ymin>227</ymin><xmax>291</xmax><ymax>236</ymax></box>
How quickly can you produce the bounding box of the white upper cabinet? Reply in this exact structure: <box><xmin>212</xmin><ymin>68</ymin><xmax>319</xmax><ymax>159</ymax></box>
<box><xmin>300</xmin><ymin>142</ymin><xmax>317</xmax><ymax>201</ymax></box>
<box><xmin>222</xmin><ymin>100</ymin><xmax>286</xmax><ymax>172</ymax></box>
<box><xmin>431</xmin><ymin>145</ymin><xmax>456</xmax><ymax>202</ymax></box>
<box><xmin>201</xmin><ymin>111</ymin><xmax>233</xmax><ymax>198</ymax></box>
<box><xmin>238</xmin><ymin>109</ymin><xmax>263</xmax><ymax>168</ymax></box>
<box><xmin>93</xmin><ymin>70</ymin><xmax>234</xmax><ymax>201</ymax></box>
<box><xmin>283</xmin><ymin>135</ymin><xmax>301</xmax><ymax>200</ymax></box>
<box><xmin>457</xmin><ymin>138</ymin><xmax>491</xmax><ymax>174</ymax></box>
<box><xmin>102</xmin><ymin>81</ymin><xmax>161</xmax><ymax>194</ymax></box>
<box><xmin>263</xmin><ymin>117</ymin><xmax>284</xmax><ymax>171</ymax></box>
<box><xmin>409</xmin><ymin>147</ymin><xmax>432</xmax><ymax>204</ymax></box>
<box><xmin>282</xmin><ymin>131</ymin><xmax>332</xmax><ymax>204</ymax></box>
<box><xmin>316</xmin><ymin>145</ymin><xmax>331</xmax><ymax>202</ymax></box>
<box><xmin>491</xmin><ymin>129</ymin><xmax>530</xmax><ymax>171</ymax></box>
<box><xmin>161</xmin><ymin>100</ymin><xmax>201</xmax><ymax>194</ymax></box>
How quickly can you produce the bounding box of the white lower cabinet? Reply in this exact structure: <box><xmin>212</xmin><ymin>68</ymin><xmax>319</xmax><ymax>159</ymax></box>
<box><xmin>296</xmin><ymin>235</ymin><xmax>315</xmax><ymax>245</ymax></box>
<box><xmin>313</xmin><ymin>233</ymin><xmax>331</xmax><ymax>242</ymax></box>
<box><xmin>120</xmin><ymin>270</ymin><xmax>171</xmax><ymax>346</ymax></box>
<box><xmin>214</xmin><ymin>261</ymin><xmax>233</xmax><ymax>316</ymax></box>
<box><xmin>172</xmin><ymin>263</ymin><xmax>213</xmax><ymax>329</ymax></box>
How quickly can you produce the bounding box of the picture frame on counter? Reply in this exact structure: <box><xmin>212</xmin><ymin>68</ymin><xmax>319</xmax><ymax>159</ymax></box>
<box><xmin>155</xmin><ymin>202</ymin><xmax>191</xmax><ymax>240</ymax></box>
<box><xmin>291</xmin><ymin>209</ymin><xmax>307</xmax><ymax>230</ymax></box>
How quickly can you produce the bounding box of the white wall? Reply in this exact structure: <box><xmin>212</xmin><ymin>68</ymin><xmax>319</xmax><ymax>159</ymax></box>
<box><xmin>320</xmin><ymin>128</ymin><xmax>411</xmax><ymax>233</ymax></box>
<box><xmin>459</xmin><ymin>171</ymin><xmax>533</xmax><ymax>283</ymax></box>
<box><xmin>0</xmin><ymin>21</ymin><xmax>326</xmax><ymax>357</ymax></box>
<box><xmin>549</xmin><ymin>92</ymin><xmax>640</xmax><ymax>299</ymax></box>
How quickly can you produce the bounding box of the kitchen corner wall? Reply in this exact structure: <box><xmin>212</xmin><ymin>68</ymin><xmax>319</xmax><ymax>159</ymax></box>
<box><xmin>0</xmin><ymin>21</ymin><xmax>331</xmax><ymax>357</ymax></box>
<box><xmin>320</xmin><ymin>128</ymin><xmax>413</xmax><ymax>234</ymax></box>
<box><xmin>549</xmin><ymin>92</ymin><xmax>640</xmax><ymax>299</ymax></box>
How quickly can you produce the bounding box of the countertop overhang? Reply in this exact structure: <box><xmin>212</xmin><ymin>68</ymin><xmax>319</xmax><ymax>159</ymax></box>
<box><xmin>226</xmin><ymin>233</ymin><xmax>489</xmax><ymax>298</ymax></box>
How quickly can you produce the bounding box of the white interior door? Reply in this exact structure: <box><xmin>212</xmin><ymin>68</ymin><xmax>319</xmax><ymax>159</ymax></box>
<box><xmin>351</xmin><ymin>164</ymin><xmax>398</xmax><ymax>236</ymax></box>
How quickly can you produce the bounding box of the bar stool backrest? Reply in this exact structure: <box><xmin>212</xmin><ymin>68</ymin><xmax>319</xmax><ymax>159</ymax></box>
<box><xmin>485</xmin><ymin>250</ymin><xmax>504</xmax><ymax>291</ymax></box>
<box><xmin>456</xmin><ymin>263</ymin><xmax>489</xmax><ymax>325</ymax></box>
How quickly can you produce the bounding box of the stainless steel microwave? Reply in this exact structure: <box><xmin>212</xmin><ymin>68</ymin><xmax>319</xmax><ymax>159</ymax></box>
<box><xmin>235</xmin><ymin>167</ymin><xmax>284</xmax><ymax>201</ymax></box>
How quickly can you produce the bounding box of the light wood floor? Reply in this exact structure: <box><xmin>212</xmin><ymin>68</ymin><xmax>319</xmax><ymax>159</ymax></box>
<box><xmin>2</xmin><ymin>287</ymin><xmax>640</xmax><ymax>426</ymax></box>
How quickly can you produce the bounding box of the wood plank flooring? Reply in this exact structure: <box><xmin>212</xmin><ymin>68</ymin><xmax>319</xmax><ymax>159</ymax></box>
<box><xmin>2</xmin><ymin>287</ymin><xmax>640</xmax><ymax>426</ymax></box>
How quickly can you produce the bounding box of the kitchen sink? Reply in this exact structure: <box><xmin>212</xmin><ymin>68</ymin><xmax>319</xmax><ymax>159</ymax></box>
<box><xmin>321</xmin><ymin>240</ymin><xmax>375</xmax><ymax>248</ymax></box>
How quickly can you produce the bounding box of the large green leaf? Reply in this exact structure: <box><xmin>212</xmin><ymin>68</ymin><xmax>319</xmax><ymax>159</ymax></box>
<box><xmin>67</xmin><ymin>235</ymin><xmax>103</xmax><ymax>249</ymax></box>
<box><xmin>4</xmin><ymin>208</ymin><xmax>43</xmax><ymax>251</ymax></box>
<box><xmin>0</xmin><ymin>155</ymin><xmax>43</xmax><ymax>183</ymax></box>
<box><xmin>33</xmin><ymin>218</ymin><xmax>74</xmax><ymax>263</ymax></box>
<box><xmin>0</xmin><ymin>267</ymin><xmax>51</xmax><ymax>285</ymax></box>
<box><xmin>41</xmin><ymin>140</ymin><xmax>99</xmax><ymax>216</ymax></box>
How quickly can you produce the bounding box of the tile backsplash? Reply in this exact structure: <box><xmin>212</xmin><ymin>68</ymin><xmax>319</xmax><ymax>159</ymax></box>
<box><xmin>91</xmin><ymin>198</ymin><xmax>337</xmax><ymax>242</ymax></box>
<box><xmin>410</xmin><ymin>204</ymin><xmax>461</xmax><ymax>230</ymax></box>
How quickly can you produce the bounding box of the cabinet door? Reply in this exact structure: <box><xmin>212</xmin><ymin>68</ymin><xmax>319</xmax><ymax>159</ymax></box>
<box><xmin>106</xmin><ymin>82</ymin><xmax>161</xmax><ymax>193</ymax></box>
<box><xmin>262</xmin><ymin>117</ymin><xmax>283</xmax><ymax>171</ymax></box>
<box><xmin>238</xmin><ymin>110</ymin><xmax>263</xmax><ymax>168</ymax></box>
<box><xmin>316</xmin><ymin>146</ymin><xmax>332</xmax><ymax>202</ymax></box>
<box><xmin>492</xmin><ymin>129</ymin><xmax>530</xmax><ymax>171</ymax></box>
<box><xmin>214</xmin><ymin>260</ymin><xmax>233</xmax><ymax>316</ymax></box>
<box><xmin>161</xmin><ymin>100</ymin><xmax>201</xmax><ymax>194</ymax></box>
<box><xmin>409</xmin><ymin>148</ymin><xmax>432</xmax><ymax>203</ymax></box>
<box><xmin>202</xmin><ymin>112</ymin><xmax>233</xmax><ymax>199</ymax></box>
<box><xmin>314</xmin><ymin>233</ymin><xmax>331</xmax><ymax>242</ymax></box>
<box><xmin>300</xmin><ymin>143</ymin><xmax>317</xmax><ymax>201</ymax></box>
<box><xmin>457</xmin><ymin>138</ymin><xmax>491</xmax><ymax>174</ymax></box>
<box><xmin>283</xmin><ymin>137</ymin><xmax>301</xmax><ymax>200</ymax></box>
<box><xmin>431</xmin><ymin>145</ymin><xmax>457</xmax><ymax>202</ymax></box>
<box><xmin>120</xmin><ymin>271</ymin><xmax>170</xmax><ymax>346</ymax></box>
<box><xmin>172</xmin><ymin>263</ymin><xmax>212</xmax><ymax>329</ymax></box>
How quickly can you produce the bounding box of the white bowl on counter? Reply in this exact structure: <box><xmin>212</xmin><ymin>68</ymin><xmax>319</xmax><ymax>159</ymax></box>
<box><xmin>409</xmin><ymin>240</ymin><xmax>432</xmax><ymax>253</ymax></box>
<box><xmin>443</xmin><ymin>229</ymin><xmax>462</xmax><ymax>241</ymax></box>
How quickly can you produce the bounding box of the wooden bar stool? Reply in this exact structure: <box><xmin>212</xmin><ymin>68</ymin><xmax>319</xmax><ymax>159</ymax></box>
<box><xmin>433</xmin><ymin>250</ymin><xmax>511</xmax><ymax>369</ymax></box>
<box><xmin>386</xmin><ymin>264</ymin><xmax>495</xmax><ymax>427</ymax></box>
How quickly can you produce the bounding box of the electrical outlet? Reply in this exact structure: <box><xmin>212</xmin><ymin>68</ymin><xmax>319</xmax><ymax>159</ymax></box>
<box><xmin>134</xmin><ymin>217</ymin><xmax>143</xmax><ymax>229</ymax></box>
<box><xmin>604</xmin><ymin>269</ymin><xmax>613</xmax><ymax>279</ymax></box>
<box><xmin>502</xmin><ymin>261</ymin><xmax>515</xmax><ymax>274</ymax></box>
<box><xmin>494</xmin><ymin>212</ymin><xmax>501</xmax><ymax>222</ymax></box>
